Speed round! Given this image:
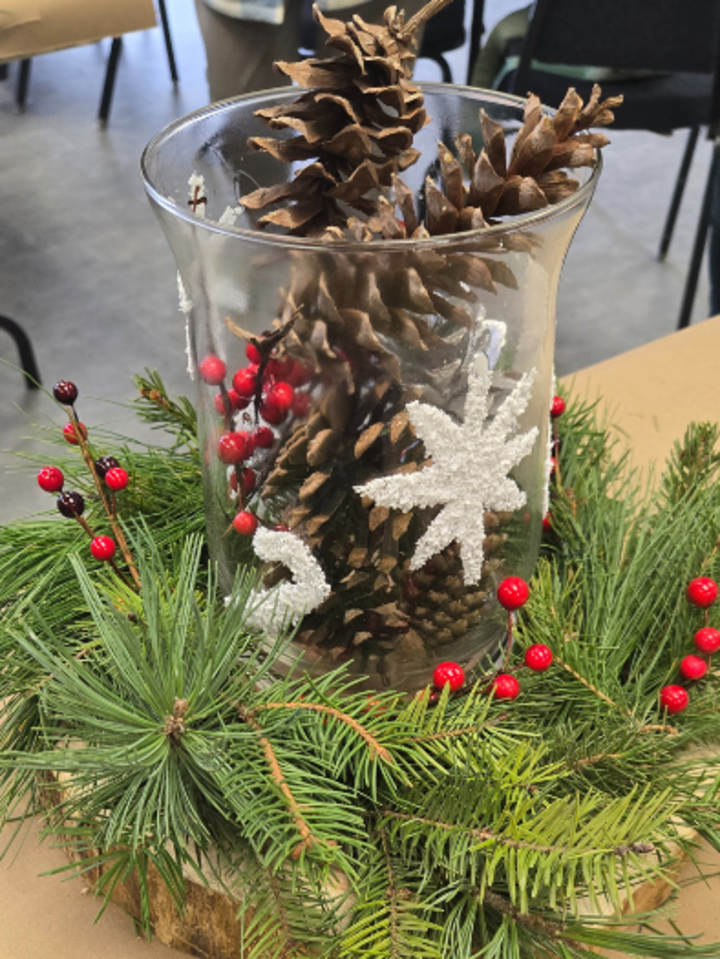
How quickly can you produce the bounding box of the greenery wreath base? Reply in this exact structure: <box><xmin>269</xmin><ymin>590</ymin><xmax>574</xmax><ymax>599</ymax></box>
<box><xmin>2</xmin><ymin>372</ymin><xmax>720</xmax><ymax>959</ymax></box>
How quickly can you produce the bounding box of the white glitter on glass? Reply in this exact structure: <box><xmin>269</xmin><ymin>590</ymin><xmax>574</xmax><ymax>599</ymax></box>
<box><xmin>246</xmin><ymin>528</ymin><xmax>331</xmax><ymax>633</ymax></box>
<box><xmin>356</xmin><ymin>367</ymin><xmax>539</xmax><ymax>585</ymax></box>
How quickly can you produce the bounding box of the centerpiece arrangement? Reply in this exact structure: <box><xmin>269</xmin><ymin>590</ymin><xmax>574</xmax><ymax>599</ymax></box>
<box><xmin>142</xmin><ymin>0</ymin><xmax>616</xmax><ymax>691</ymax></box>
<box><xmin>3</xmin><ymin>3</ymin><xmax>720</xmax><ymax>958</ymax></box>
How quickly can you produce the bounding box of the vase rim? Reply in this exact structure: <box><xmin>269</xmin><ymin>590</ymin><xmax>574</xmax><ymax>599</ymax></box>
<box><xmin>141</xmin><ymin>82</ymin><xmax>602</xmax><ymax>251</ymax></box>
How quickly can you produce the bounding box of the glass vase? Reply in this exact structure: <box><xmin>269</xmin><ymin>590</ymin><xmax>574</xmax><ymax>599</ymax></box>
<box><xmin>141</xmin><ymin>84</ymin><xmax>599</xmax><ymax>693</ymax></box>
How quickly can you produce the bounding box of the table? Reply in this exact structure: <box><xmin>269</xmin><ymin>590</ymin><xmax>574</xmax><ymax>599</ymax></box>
<box><xmin>3</xmin><ymin>317</ymin><xmax>720</xmax><ymax>956</ymax></box>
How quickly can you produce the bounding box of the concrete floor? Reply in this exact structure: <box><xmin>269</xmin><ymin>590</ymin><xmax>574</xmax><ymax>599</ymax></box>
<box><xmin>0</xmin><ymin>0</ymin><xmax>715</xmax><ymax>526</ymax></box>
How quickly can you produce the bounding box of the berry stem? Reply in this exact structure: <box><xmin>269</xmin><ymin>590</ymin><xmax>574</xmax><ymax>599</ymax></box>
<box><xmin>68</xmin><ymin>409</ymin><xmax>141</xmax><ymax>588</ymax></box>
<box><xmin>503</xmin><ymin>610</ymin><xmax>514</xmax><ymax>671</ymax></box>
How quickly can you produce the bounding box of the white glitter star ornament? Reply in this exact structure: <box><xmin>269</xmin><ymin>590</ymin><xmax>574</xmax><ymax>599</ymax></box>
<box><xmin>246</xmin><ymin>527</ymin><xmax>331</xmax><ymax>634</ymax></box>
<box><xmin>355</xmin><ymin>367</ymin><xmax>539</xmax><ymax>586</ymax></box>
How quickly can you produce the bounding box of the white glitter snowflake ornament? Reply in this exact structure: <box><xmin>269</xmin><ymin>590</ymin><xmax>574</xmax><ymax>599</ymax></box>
<box><xmin>355</xmin><ymin>367</ymin><xmax>539</xmax><ymax>585</ymax></box>
<box><xmin>246</xmin><ymin>527</ymin><xmax>331</xmax><ymax>634</ymax></box>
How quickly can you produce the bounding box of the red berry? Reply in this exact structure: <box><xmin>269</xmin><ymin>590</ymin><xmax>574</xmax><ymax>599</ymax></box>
<box><xmin>218</xmin><ymin>432</ymin><xmax>250</xmax><ymax>465</ymax></box>
<box><xmin>199</xmin><ymin>354</ymin><xmax>226</xmax><ymax>385</ymax></box>
<box><xmin>687</xmin><ymin>577</ymin><xmax>718</xmax><ymax>608</ymax></box>
<box><xmin>246</xmin><ymin>343</ymin><xmax>262</xmax><ymax>365</ymax></box>
<box><xmin>252</xmin><ymin>426</ymin><xmax>274</xmax><ymax>449</ymax></box>
<box><xmin>260</xmin><ymin>401</ymin><xmax>288</xmax><ymax>426</ymax></box>
<box><xmin>233</xmin><ymin>511</ymin><xmax>258</xmax><ymax>536</ymax></box>
<box><xmin>432</xmin><ymin>661</ymin><xmax>465</xmax><ymax>692</ymax></box>
<box><xmin>265</xmin><ymin>381</ymin><xmax>294</xmax><ymax>413</ymax></box>
<box><xmin>680</xmin><ymin>655</ymin><xmax>708</xmax><ymax>681</ymax></box>
<box><xmin>90</xmin><ymin>536</ymin><xmax>117</xmax><ymax>561</ymax></box>
<box><xmin>492</xmin><ymin>674</ymin><xmax>520</xmax><ymax>699</ymax></box>
<box><xmin>105</xmin><ymin>467</ymin><xmax>129</xmax><ymax>491</ymax></box>
<box><xmin>550</xmin><ymin>457</ymin><xmax>557</xmax><ymax>475</ymax></box>
<box><xmin>214</xmin><ymin>388</ymin><xmax>247</xmax><ymax>414</ymax></box>
<box><xmin>659</xmin><ymin>685</ymin><xmax>689</xmax><ymax>714</ymax></box>
<box><xmin>551</xmin><ymin>395</ymin><xmax>566</xmax><ymax>418</ymax></box>
<box><xmin>524</xmin><ymin>644</ymin><xmax>553</xmax><ymax>671</ymax></box>
<box><xmin>292</xmin><ymin>392</ymin><xmax>312</xmax><ymax>418</ymax></box>
<box><xmin>53</xmin><ymin>380</ymin><xmax>78</xmax><ymax>405</ymax></box>
<box><xmin>287</xmin><ymin>361</ymin><xmax>313</xmax><ymax>387</ymax></box>
<box><xmin>542</xmin><ymin>513</ymin><xmax>552</xmax><ymax>531</ymax></box>
<box><xmin>232</xmin><ymin>367</ymin><xmax>258</xmax><ymax>399</ymax></box>
<box><xmin>497</xmin><ymin>577</ymin><xmax>530</xmax><ymax>611</ymax></box>
<box><xmin>694</xmin><ymin>626</ymin><xmax>720</xmax><ymax>655</ymax></box>
<box><xmin>240</xmin><ymin>467</ymin><xmax>256</xmax><ymax>495</ymax></box>
<box><xmin>63</xmin><ymin>421</ymin><xmax>87</xmax><ymax>445</ymax></box>
<box><xmin>37</xmin><ymin>466</ymin><xmax>64</xmax><ymax>493</ymax></box>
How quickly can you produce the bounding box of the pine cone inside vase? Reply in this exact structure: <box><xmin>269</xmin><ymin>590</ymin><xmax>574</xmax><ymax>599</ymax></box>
<box><xmin>221</xmin><ymin>1</ymin><xmax>620</xmax><ymax>686</ymax></box>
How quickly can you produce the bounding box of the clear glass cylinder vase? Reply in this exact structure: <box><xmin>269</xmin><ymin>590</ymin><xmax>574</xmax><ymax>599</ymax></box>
<box><xmin>141</xmin><ymin>84</ymin><xmax>599</xmax><ymax>693</ymax></box>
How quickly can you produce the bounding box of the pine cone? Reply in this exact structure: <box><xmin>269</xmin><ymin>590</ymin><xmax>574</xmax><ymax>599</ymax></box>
<box><xmin>241</xmin><ymin>0</ymin><xmax>453</xmax><ymax>235</ymax></box>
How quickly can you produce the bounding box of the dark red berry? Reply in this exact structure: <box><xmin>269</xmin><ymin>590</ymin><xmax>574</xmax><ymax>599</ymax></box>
<box><xmin>53</xmin><ymin>380</ymin><xmax>78</xmax><ymax>405</ymax></box>
<box><xmin>252</xmin><ymin>426</ymin><xmax>274</xmax><ymax>449</ymax></box>
<box><xmin>57</xmin><ymin>491</ymin><xmax>85</xmax><ymax>518</ymax></box>
<box><xmin>432</xmin><ymin>661</ymin><xmax>465</xmax><ymax>692</ymax></box>
<box><xmin>497</xmin><ymin>577</ymin><xmax>530</xmax><ymax>611</ymax></box>
<box><xmin>95</xmin><ymin>455</ymin><xmax>120</xmax><ymax>478</ymax></box>
<box><xmin>105</xmin><ymin>467</ymin><xmax>129</xmax><ymax>491</ymax></box>
<box><xmin>90</xmin><ymin>536</ymin><xmax>116</xmax><ymax>561</ymax></box>
<box><xmin>292</xmin><ymin>392</ymin><xmax>312</xmax><ymax>418</ymax></box>
<box><xmin>246</xmin><ymin>343</ymin><xmax>262</xmax><ymax>365</ymax></box>
<box><xmin>233</xmin><ymin>511</ymin><xmax>258</xmax><ymax>536</ymax></box>
<box><xmin>286</xmin><ymin>361</ymin><xmax>313</xmax><ymax>387</ymax></box>
<box><xmin>232</xmin><ymin>367</ymin><xmax>258</xmax><ymax>399</ymax></box>
<box><xmin>551</xmin><ymin>395</ymin><xmax>566</xmax><ymax>418</ymax></box>
<box><xmin>63</xmin><ymin>422</ymin><xmax>87</xmax><ymax>445</ymax></box>
<box><xmin>266</xmin><ymin>356</ymin><xmax>295</xmax><ymax>381</ymax></box>
<box><xmin>199</xmin><ymin>354</ymin><xmax>226</xmax><ymax>385</ymax></box>
<box><xmin>218</xmin><ymin>432</ymin><xmax>250</xmax><ymax>465</ymax></box>
<box><xmin>214</xmin><ymin>388</ymin><xmax>247</xmax><ymax>415</ymax></box>
<box><xmin>260</xmin><ymin>401</ymin><xmax>288</xmax><ymax>426</ymax></box>
<box><xmin>265</xmin><ymin>381</ymin><xmax>294</xmax><ymax>413</ymax></box>
<box><xmin>680</xmin><ymin>655</ymin><xmax>708</xmax><ymax>681</ymax></box>
<box><xmin>524</xmin><ymin>644</ymin><xmax>553</xmax><ymax>671</ymax></box>
<box><xmin>492</xmin><ymin>674</ymin><xmax>520</xmax><ymax>699</ymax></box>
<box><xmin>687</xmin><ymin>577</ymin><xmax>718</xmax><ymax>608</ymax></box>
<box><xmin>37</xmin><ymin>466</ymin><xmax>64</xmax><ymax>493</ymax></box>
<box><xmin>659</xmin><ymin>685</ymin><xmax>689</xmax><ymax>714</ymax></box>
<box><xmin>229</xmin><ymin>468</ymin><xmax>255</xmax><ymax>495</ymax></box>
<box><xmin>694</xmin><ymin>627</ymin><xmax>720</xmax><ymax>655</ymax></box>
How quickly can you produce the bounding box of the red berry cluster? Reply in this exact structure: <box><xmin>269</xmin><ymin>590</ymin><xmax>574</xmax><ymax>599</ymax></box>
<box><xmin>429</xmin><ymin>577</ymin><xmax>553</xmax><ymax>703</ymax></box>
<box><xmin>198</xmin><ymin>344</ymin><xmax>314</xmax><ymax>538</ymax></box>
<box><xmin>38</xmin><ymin>380</ymin><xmax>137</xmax><ymax>570</ymax></box>
<box><xmin>659</xmin><ymin>576</ymin><xmax>718</xmax><ymax>715</ymax></box>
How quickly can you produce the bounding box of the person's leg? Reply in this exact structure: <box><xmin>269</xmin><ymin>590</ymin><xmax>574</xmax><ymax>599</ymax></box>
<box><xmin>194</xmin><ymin>0</ymin><xmax>303</xmax><ymax>101</ymax></box>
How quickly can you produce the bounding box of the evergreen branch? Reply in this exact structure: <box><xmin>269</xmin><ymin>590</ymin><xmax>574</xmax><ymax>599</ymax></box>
<box><xmin>552</xmin><ymin>652</ymin><xmax>626</xmax><ymax>712</ymax></box>
<box><xmin>408</xmin><ymin>715</ymin><xmax>507</xmax><ymax>743</ymax></box>
<box><xmin>252</xmin><ymin>701</ymin><xmax>393</xmax><ymax>763</ymax></box>
<box><xmin>237</xmin><ymin>705</ymin><xmax>325</xmax><ymax>859</ymax></box>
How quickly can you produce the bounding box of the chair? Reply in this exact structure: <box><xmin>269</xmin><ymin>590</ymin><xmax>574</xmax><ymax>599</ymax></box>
<box><xmin>0</xmin><ymin>0</ymin><xmax>177</xmax><ymax>126</ymax></box>
<box><xmin>0</xmin><ymin>315</ymin><xmax>41</xmax><ymax>388</ymax></box>
<box><xmin>499</xmin><ymin>0</ymin><xmax>720</xmax><ymax>329</ymax></box>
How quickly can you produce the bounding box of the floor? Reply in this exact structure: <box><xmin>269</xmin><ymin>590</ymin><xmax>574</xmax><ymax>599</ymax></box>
<box><xmin>0</xmin><ymin>0</ymin><xmax>714</xmax><ymax>528</ymax></box>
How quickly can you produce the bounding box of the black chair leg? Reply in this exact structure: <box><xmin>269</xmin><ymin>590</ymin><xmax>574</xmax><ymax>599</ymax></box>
<box><xmin>0</xmin><ymin>315</ymin><xmax>41</xmax><ymax>388</ymax></box>
<box><xmin>98</xmin><ymin>37</ymin><xmax>123</xmax><ymax>129</ymax></box>
<box><xmin>677</xmin><ymin>141</ymin><xmax>719</xmax><ymax>329</ymax></box>
<box><xmin>658</xmin><ymin>126</ymin><xmax>701</xmax><ymax>261</ymax></box>
<box><xmin>432</xmin><ymin>54</ymin><xmax>453</xmax><ymax>84</ymax></box>
<box><xmin>156</xmin><ymin>0</ymin><xmax>179</xmax><ymax>85</ymax></box>
<box><xmin>466</xmin><ymin>0</ymin><xmax>486</xmax><ymax>85</ymax></box>
<box><xmin>15</xmin><ymin>58</ymin><xmax>31</xmax><ymax>113</ymax></box>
